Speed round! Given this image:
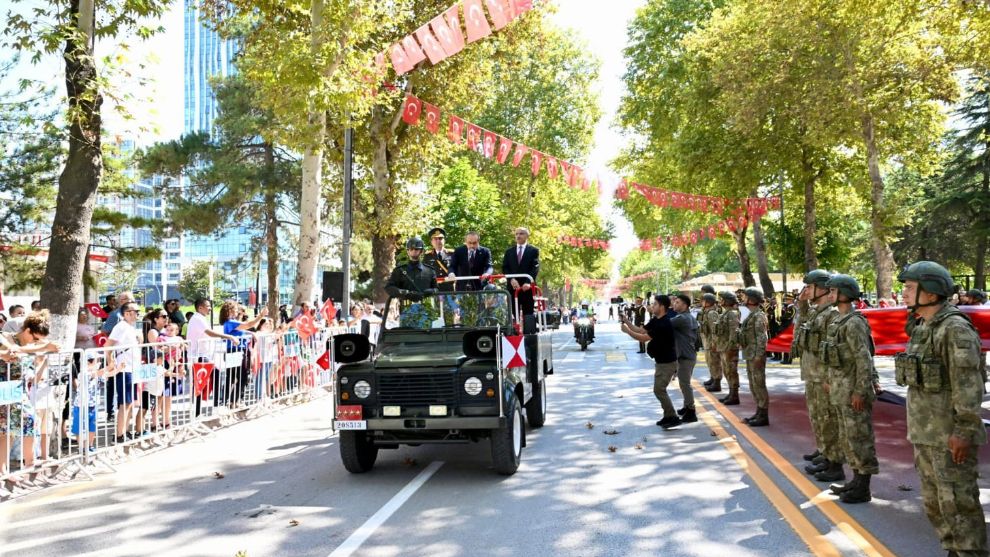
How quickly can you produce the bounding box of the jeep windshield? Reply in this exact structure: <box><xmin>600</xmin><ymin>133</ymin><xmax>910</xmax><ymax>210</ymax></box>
<box><xmin>383</xmin><ymin>290</ymin><xmax>511</xmax><ymax>330</ymax></box>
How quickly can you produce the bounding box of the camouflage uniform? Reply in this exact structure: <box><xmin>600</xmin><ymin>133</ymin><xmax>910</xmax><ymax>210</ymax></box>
<box><xmin>822</xmin><ymin>310</ymin><xmax>879</xmax><ymax>476</ymax></box>
<box><xmin>897</xmin><ymin>304</ymin><xmax>988</xmax><ymax>556</ymax></box>
<box><xmin>700</xmin><ymin>306</ymin><xmax>723</xmax><ymax>384</ymax></box>
<box><xmin>800</xmin><ymin>302</ymin><xmax>843</xmax><ymax>464</ymax></box>
<box><xmin>715</xmin><ymin>306</ymin><xmax>741</xmax><ymax>393</ymax></box>
<box><xmin>740</xmin><ymin>306</ymin><xmax>769</xmax><ymax>409</ymax></box>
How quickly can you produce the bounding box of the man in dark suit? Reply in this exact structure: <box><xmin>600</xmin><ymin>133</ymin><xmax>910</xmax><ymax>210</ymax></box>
<box><xmin>501</xmin><ymin>227</ymin><xmax>540</xmax><ymax>315</ymax></box>
<box><xmin>447</xmin><ymin>230</ymin><xmax>494</xmax><ymax>291</ymax></box>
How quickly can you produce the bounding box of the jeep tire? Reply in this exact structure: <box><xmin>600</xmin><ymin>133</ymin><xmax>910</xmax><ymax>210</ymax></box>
<box><xmin>340</xmin><ymin>431</ymin><xmax>379</xmax><ymax>473</ymax></box>
<box><xmin>491</xmin><ymin>393</ymin><xmax>523</xmax><ymax>475</ymax></box>
<box><xmin>525</xmin><ymin>379</ymin><xmax>547</xmax><ymax>428</ymax></box>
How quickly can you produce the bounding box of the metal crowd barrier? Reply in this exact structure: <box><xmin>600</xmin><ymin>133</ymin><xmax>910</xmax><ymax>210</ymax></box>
<box><xmin>1</xmin><ymin>324</ymin><xmax>359</xmax><ymax>488</ymax></box>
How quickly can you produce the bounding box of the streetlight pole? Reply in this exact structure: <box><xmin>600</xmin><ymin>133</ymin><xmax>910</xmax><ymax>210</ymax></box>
<box><xmin>780</xmin><ymin>180</ymin><xmax>787</xmax><ymax>296</ymax></box>
<box><xmin>341</xmin><ymin>127</ymin><xmax>354</xmax><ymax>317</ymax></box>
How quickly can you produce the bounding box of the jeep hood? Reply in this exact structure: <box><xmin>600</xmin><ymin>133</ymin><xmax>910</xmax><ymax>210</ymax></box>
<box><xmin>374</xmin><ymin>341</ymin><xmax>467</xmax><ymax>369</ymax></box>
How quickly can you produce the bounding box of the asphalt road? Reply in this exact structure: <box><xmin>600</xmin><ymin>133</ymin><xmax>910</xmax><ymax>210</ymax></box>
<box><xmin>1</xmin><ymin>322</ymin><xmax>987</xmax><ymax>557</ymax></box>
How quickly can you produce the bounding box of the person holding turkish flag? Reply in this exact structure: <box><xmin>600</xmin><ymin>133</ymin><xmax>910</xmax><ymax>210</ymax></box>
<box><xmin>501</xmin><ymin>227</ymin><xmax>540</xmax><ymax>317</ymax></box>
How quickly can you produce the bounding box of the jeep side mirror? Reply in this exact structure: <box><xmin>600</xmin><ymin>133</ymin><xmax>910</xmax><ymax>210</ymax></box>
<box><xmin>333</xmin><ymin>333</ymin><xmax>371</xmax><ymax>363</ymax></box>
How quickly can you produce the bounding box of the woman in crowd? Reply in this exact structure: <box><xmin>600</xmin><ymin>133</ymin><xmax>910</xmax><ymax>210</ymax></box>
<box><xmin>138</xmin><ymin>308</ymin><xmax>169</xmax><ymax>434</ymax></box>
<box><xmin>158</xmin><ymin>322</ymin><xmax>184</xmax><ymax>429</ymax></box>
<box><xmin>347</xmin><ymin>304</ymin><xmax>364</xmax><ymax>328</ymax></box>
<box><xmin>219</xmin><ymin>301</ymin><xmax>267</xmax><ymax>407</ymax></box>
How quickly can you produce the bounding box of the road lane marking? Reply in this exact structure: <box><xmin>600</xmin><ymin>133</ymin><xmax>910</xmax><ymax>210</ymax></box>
<box><xmin>605</xmin><ymin>352</ymin><xmax>626</xmax><ymax>363</ymax></box>
<box><xmin>327</xmin><ymin>460</ymin><xmax>444</xmax><ymax>557</ymax></box>
<box><xmin>695</xmin><ymin>400</ymin><xmax>842</xmax><ymax>557</ymax></box>
<box><xmin>694</xmin><ymin>380</ymin><xmax>898</xmax><ymax>557</ymax></box>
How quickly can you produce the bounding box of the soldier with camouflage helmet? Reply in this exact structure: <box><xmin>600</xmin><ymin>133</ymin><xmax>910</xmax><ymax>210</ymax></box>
<box><xmin>739</xmin><ymin>287</ymin><xmax>770</xmax><ymax>426</ymax></box>
<box><xmin>714</xmin><ymin>291</ymin><xmax>741</xmax><ymax>405</ymax></box>
<box><xmin>820</xmin><ymin>274</ymin><xmax>880</xmax><ymax>504</ymax></box>
<box><xmin>798</xmin><ymin>270</ymin><xmax>846</xmax><ymax>484</ymax></box>
<box><xmin>699</xmin><ymin>292</ymin><xmax>724</xmax><ymax>392</ymax></box>
<box><xmin>896</xmin><ymin>261</ymin><xmax>987</xmax><ymax>557</ymax></box>
<box><xmin>385</xmin><ymin>237</ymin><xmax>439</xmax><ymax>300</ymax></box>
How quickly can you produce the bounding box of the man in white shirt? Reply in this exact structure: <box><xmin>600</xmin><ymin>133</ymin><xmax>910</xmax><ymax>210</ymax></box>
<box><xmin>106</xmin><ymin>302</ymin><xmax>141</xmax><ymax>442</ymax></box>
<box><xmin>186</xmin><ymin>299</ymin><xmax>237</xmax><ymax>415</ymax></box>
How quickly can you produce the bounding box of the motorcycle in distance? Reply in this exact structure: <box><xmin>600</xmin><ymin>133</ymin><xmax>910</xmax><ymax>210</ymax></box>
<box><xmin>574</xmin><ymin>316</ymin><xmax>594</xmax><ymax>351</ymax></box>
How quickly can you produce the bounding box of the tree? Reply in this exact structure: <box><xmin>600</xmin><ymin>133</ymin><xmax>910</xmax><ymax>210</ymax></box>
<box><xmin>140</xmin><ymin>75</ymin><xmax>300</xmax><ymax>318</ymax></box>
<box><xmin>4</xmin><ymin>0</ymin><xmax>170</xmax><ymax>346</ymax></box>
<box><xmin>177</xmin><ymin>260</ymin><xmax>232</xmax><ymax>303</ymax></box>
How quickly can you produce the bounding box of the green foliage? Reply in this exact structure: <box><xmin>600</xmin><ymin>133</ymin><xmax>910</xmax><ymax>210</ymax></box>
<box><xmin>177</xmin><ymin>260</ymin><xmax>232</xmax><ymax>303</ymax></box>
<box><xmin>426</xmin><ymin>158</ymin><xmax>509</xmax><ymax>245</ymax></box>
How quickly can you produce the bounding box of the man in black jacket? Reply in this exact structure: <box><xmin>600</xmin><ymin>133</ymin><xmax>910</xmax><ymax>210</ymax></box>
<box><xmin>385</xmin><ymin>237</ymin><xmax>438</xmax><ymax>300</ymax></box>
<box><xmin>620</xmin><ymin>295</ymin><xmax>682</xmax><ymax>429</ymax></box>
<box><xmin>501</xmin><ymin>227</ymin><xmax>540</xmax><ymax>315</ymax></box>
<box><xmin>447</xmin><ymin>230</ymin><xmax>494</xmax><ymax>291</ymax></box>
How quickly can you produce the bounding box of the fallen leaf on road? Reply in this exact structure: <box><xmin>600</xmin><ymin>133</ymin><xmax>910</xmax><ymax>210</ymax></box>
<box><xmin>615</xmin><ymin>395</ymin><xmax>624</xmax><ymax>398</ymax></box>
<box><xmin>607</xmin><ymin>445</ymin><xmax>617</xmax><ymax>453</ymax></box>
<box><xmin>288</xmin><ymin>519</ymin><xmax>300</xmax><ymax>527</ymax></box>
<box><xmin>709</xmin><ymin>431</ymin><xmax>717</xmax><ymax>437</ymax></box>
<box><xmin>897</xmin><ymin>484</ymin><xmax>913</xmax><ymax>491</ymax></box>
<box><xmin>402</xmin><ymin>457</ymin><xmax>418</xmax><ymax>467</ymax></box>
<box><xmin>585</xmin><ymin>422</ymin><xmax>594</xmax><ymax>429</ymax></box>
<box><xmin>213</xmin><ymin>472</ymin><xmax>225</xmax><ymax>479</ymax></box>
<box><xmin>603</xmin><ymin>429</ymin><xmax>619</xmax><ymax>435</ymax></box>
<box><xmin>634</xmin><ymin>443</ymin><xmax>643</xmax><ymax>450</ymax></box>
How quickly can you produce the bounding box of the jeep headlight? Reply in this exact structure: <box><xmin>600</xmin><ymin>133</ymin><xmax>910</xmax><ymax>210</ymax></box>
<box><xmin>476</xmin><ymin>336</ymin><xmax>494</xmax><ymax>354</ymax></box>
<box><xmin>353</xmin><ymin>380</ymin><xmax>371</xmax><ymax>399</ymax></box>
<box><xmin>464</xmin><ymin>377</ymin><xmax>483</xmax><ymax>396</ymax></box>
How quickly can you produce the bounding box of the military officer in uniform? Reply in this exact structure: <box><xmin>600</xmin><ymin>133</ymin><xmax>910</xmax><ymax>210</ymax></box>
<box><xmin>385</xmin><ymin>237</ymin><xmax>439</xmax><ymax>300</ymax></box>
<box><xmin>700</xmin><ymin>293</ymin><xmax>723</xmax><ymax>392</ymax></box>
<box><xmin>422</xmin><ymin>227</ymin><xmax>455</xmax><ymax>292</ymax></box>
<box><xmin>714</xmin><ymin>291</ymin><xmax>741</xmax><ymax>405</ymax></box>
<box><xmin>821</xmin><ymin>275</ymin><xmax>880</xmax><ymax>504</ymax></box>
<box><xmin>897</xmin><ymin>262</ymin><xmax>987</xmax><ymax>557</ymax></box>
<box><xmin>739</xmin><ymin>288</ymin><xmax>769</xmax><ymax>426</ymax></box>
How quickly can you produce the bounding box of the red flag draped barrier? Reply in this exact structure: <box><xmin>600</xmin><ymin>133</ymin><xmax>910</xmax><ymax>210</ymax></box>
<box><xmin>766</xmin><ymin>306</ymin><xmax>990</xmax><ymax>355</ymax></box>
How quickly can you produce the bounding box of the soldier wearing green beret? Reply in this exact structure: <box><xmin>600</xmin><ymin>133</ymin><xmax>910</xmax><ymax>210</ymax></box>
<box><xmin>739</xmin><ymin>288</ymin><xmax>769</xmax><ymax>426</ymax></box>
<box><xmin>897</xmin><ymin>261</ymin><xmax>987</xmax><ymax>557</ymax></box>
<box><xmin>820</xmin><ymin>275</ymin><xmax>880</xmax><ymax>504</ymax></box>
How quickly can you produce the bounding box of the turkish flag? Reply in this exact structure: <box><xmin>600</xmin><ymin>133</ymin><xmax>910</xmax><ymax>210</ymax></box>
<box><xmin>482</xmin><ymin>130</ymin><xmax>497</xmax><ymax>158</ymax></box>
<box><xmin>530</xmin><ymin>150</ymin><xmax>543</xmax><ymax>177</ymax></box>
<box><xmin>496</xmin><ymin>136</ymin><xmax>512</xmax><ymax>163</ymax></box>
<box><xmin>432</xmin><ymin>5</ymin><xmax>465</xmax><ymax>58</ymax></box>
<box><xmin>466</xmin><ymin>123</ymin><xmax>482</xmax><ymax>151</ymax></box>
<box><xmin>321</xmin><ymin>298</ymin><xmax>337</xmax><ymax>322</ymax></box>
<box><xmin>559</xmin><ymin>161</ymin><xmax>571</xmax><ymax>182</ymax></box>
<box><xmin>295</xmin><ymin>314</ymin><xmax>317</xmax><ymax>341</ymax></box>
<box><xmin>400</xmin><ymin>35</ymin><xmax>427</xmax><ymax>67</ymax></box>
<box><xmin>448</xmin><ymin>115</ymin><xmax>465</xmax><ymax>144</ymax></box>
<box><xmin>423</xmin><ymin>102</ymin><xmax>442</xmax><ymax>134</ymax></box>
<box><xmin>401</xmin><ymin>94</ymin><xmax>422</xmax><ymax>125</ymax></box>
<box><xmin>463</xmin><ymin>0</ymin><xmax>493</xmax><ymax>43</ymax></box>
<box><xmin>92</xmin><ymin>332</ymin><xmax>108</xmax><ymax>347</ymax></box>
<box><xmin>511</xmin><ymin>0</ymin><xmax>533</xmax><ymax>16</ymax></box>
<box><xmin>316</xmin><ymin>350</ymin><xmax>332</xmax><ymax>371</ymax></box>
<box><xmin>389</xmin><ymin>42</ymin><xmax>413</xmax><ymax>75</ymax></box>
<box><xmin>511</xmin><ymin>143</ymin><xmax>528</xmax><ymax>167</ymax></box>
<box><xmin>193</xmin><ymin>362</ymin><xmax>215</xmax><ymax>399</ymax></box>
<box><xmin>414</xmin><ymin>25</ymin><xmax>447</xmax><ymax>65</ymax></box>
<box><xmin>85</xmin><ymin>303</ymin><xmax>108</xmax><ymax>319</ymax></box>
<box><xmin>501</xmin><ymin>334</ymin><xmax>527</xmax><ymax>368</ymax></box>
<box><xmin>485</xmin><ymin>0</ymin><xmax>512</xmax><ymax>29</ymax></box>
<box><xmin>545</xmin><ymin>157</ymin><xmax>558</xmax><ymax>179</ymax></box>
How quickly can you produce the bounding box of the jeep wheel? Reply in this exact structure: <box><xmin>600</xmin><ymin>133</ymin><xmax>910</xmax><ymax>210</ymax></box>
<box><xmin>525</xmin><ymin>379</ymin><xmax>547</xmax><ymax>428</ymax></box>
<box><xmin>340</xmin><ymin>431</ymin><xmax>378</xmax><ymax>473</ymax></box>
<box><xmin>491</xmin><ymin>394</ymin><xmax>523</xmax><ymax>475</ymax></box>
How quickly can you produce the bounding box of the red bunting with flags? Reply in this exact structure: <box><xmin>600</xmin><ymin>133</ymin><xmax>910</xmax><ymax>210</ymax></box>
<box><xmin>511</xmin><ymin>143</ymin><xmax>528</xmax><ymax>167</ymax></box>
<box><xmin>496</xmin><ymin>136</ymin><xmax>513</xmax><ymax>163</ymax></box>
<box><xmin>402</xmin><ymin>94</ymin><xmax>422</xmax><ymax>125</ymax></box>
<box><xmin>463</xmin><ymin>0</ymin><xmax>493</xmax><ymax>43</ymax></box>
<box><xmin>448</xmin><ymin>115</ymin><xmax>464</xmax><ymax>144</ymax></box>
<box><xmin>414</xmin><ymin>24</ymin><xmax>446</xmax><ymax>65</ymax></box>
<box><xmin>85</xmin><ymin>303</ymin><xmax>108</xmax><ymax>319</ymax></box>
<box><xmin>466</xmin><ymin>123</ymin><xmax>482</xmax><ymax>151</ymax></box>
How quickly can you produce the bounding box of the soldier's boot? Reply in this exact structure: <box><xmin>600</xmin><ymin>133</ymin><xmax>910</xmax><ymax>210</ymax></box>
<box><xmin>812</xmin><ymin>454</ymin><xmax>827</xmax><ymax>465</ymax></box>
<box><xmin>703</xmin><ymin>378</ymin><xmax>714</xmax><ymax>387</ymax></box>
<box><xmin>814</xmin><ymin>461</ymin><xmax>846</xmax><ymax>482</ymax></box>
<box><xmin>829</xmin><ymin>472</ymin><xmax>861</xmax><ymax>495</ymax></box>
<box><xmin>705</xmin><ymin>379</ymin><xmax>722</xmax><ymax>393</ymax></box>
<box><xmin>719</xmin><ymin>388</ymin><xmax>740</xmax><ymax>405</ymax></box>
<box><xmin>680</xmin><ymin>408</ymin><xmax>698</xmax><ymax>423</ymax></box>
<box><xmin>743</xmin><ymin>409</ymin><xmax>760</xmax><ymax>424</ymax></box>
<box><xmin>746</xmin><ymin>407</ymin><xmax>769</xmax><ymax>427</ymax></box>
<box><xmin>802</xmin><ymin>449</ymin><xmax>821</xmax><ymax>462</ymax></box>
<box><xmin>839</xmin><ymin>473</ymin><xmax>872</xmax><ymax>504</ymax></box>
<box><xmin>805</xmin><ymin>458</ymin><xmax>830</xmax><ymax>475</ymax></box>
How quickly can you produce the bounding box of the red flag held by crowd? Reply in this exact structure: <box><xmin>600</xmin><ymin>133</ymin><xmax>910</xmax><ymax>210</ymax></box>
<box><xmin>193</xmin><ymin>362</ymin><xmax>215</xmax><ymax>399</ymax></box>
<box><xmin>92</xmin><ymin>332</ymin><xmax>108</xmax><ymax>347</ymax></box>
<box><xmin>85</xmin><ymin>303</ymin><xmax>108</xmax><ymax>319</ymax></box>
<box><xmin>321</xmin><ymin>298</ymin><xmax>337</xmax><ymax>322</ymax></box>
<box><xmin>316</xmin><ymin>350</ymin><xmax>332</xmax><ymax>371</ymax></box>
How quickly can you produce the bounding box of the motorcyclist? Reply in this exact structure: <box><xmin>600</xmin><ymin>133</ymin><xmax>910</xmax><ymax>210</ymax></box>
<box><xmin>573</xmin><ymin>300</ymin><xmax>597</xmax><ymax>341</ymax></box>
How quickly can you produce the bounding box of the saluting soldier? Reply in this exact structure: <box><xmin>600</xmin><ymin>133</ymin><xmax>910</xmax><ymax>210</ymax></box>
<box><xmin>714</xmin><ymin>291</ymin><xmax>741</xmax><ymax>405</ymax></box>
<box><xmin>700</xmin><ymin>292</ymin><xmax>724</xmax><ymax>392</ymax></box>
<box><xmin>896</xmin><ymin>262</ymin><xmax>987</xmax><ymax>557</ymax></box>
<box><xmin>385</xmin><ymin>237</ymin><xmax>439</xmax><ymax>300</ymax></box>
<box><xmin>422</xmin><ymin>227</ymin><xmax>455</xmax><ymax>292</ymax></box>
<box><xmin>820</xmin><ymin>275</ymin><xmax>880</xmax><ymax>504</ymax></box>
<box><xmin>739</xmin><ymin>288</ymin><xmax>769</xmax><ymax>426</ymax></box>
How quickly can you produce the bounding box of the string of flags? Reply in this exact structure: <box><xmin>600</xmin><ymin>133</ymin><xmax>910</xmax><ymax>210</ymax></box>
<box><xmin>617</xmin><ymin>180</ymin><xmax>780</xmax><ymax>220</ymax></box>
<box><xmin>638</xmin><ymin>213</ymin><xmax>753</xmax><ymax>251</ymax></box>
<box><xmin>558</xmin><ymin>235</ymin><xmax>611</xmax><ymax>250</ymax></box>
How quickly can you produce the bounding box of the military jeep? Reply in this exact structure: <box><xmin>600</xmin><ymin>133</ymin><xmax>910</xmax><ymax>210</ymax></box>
<box><xmin>331</xmin><ymin>275</ymin><xmax>554</xmax><ymax>475</ymax></box>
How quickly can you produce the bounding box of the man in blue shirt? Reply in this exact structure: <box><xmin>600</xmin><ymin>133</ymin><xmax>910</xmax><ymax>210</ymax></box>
<box><xmin>621</xmin><ymin>295</ymin><xmax>681</xmax><ymax>429</ymax></box>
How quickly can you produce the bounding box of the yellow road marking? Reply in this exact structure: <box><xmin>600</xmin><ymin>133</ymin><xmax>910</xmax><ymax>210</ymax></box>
<box><xmin>694</xmin><ymin>380</ymin><xmax>898</xmax><ymax>557</ymax></box>
<box><xmin>696</xmin><ymin>400</ymin><xmax>842</xmax><ymax>557</ymax></box>
<box><xmin>605</xmin><ymin>352</ymin><xmax>626</xmax><ymax>363</ymax></box>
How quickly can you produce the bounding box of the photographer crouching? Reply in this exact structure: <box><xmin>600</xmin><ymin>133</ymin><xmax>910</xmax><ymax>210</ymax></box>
<box><xmin>620</xmin><ymin>295</ymin><xmax>683</xmax><ymax>429</ymax></box>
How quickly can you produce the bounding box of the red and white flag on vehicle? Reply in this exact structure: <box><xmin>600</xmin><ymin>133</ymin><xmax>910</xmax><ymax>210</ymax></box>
<box><xmin>501</xmin><ymin>334</ymin><xmax>526</xmax><ymax>368</ymax></box>
<box><xmin>85</xmin><ymin>303</ymin><xmax>108</xmax><ymax>319</ymax></box>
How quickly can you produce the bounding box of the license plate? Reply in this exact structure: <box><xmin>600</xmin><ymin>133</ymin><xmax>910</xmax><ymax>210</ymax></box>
<box><xmin>335</xmin><ymin>420</ymin><xmax>367</xmax><ymax>430</ymax></box>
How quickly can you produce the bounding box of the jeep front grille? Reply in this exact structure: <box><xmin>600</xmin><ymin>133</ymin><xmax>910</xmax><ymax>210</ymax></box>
<box><xmin>378</xmin><ymin>372</ymin><xmax>456</xmax><ymax>406</ymax></box>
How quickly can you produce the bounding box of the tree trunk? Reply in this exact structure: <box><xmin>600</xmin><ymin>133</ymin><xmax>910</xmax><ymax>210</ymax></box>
<box><xmin>752</xmin><ymin>216</ymin><xmax>774</xmax><ymax>296</ymax></box>
<box><xmin>732</xmin><ymin>225</ymin><xmax>755</xmax><ymax>287</ymax></box>
<box><xmin>976</xmin><ymin>145</ymin><xmax>989</xmax><ymax>290</ymax></box>
<box><xmin>39</xmin><ymin>0</ymin><xmax>101</xmax><ymax>349</ymax></box>
<box><xmin>861</xmin><ymin>114</ymin><xmax>895</xmax><ymax>299</ymax></box>
<box><xmin>369</xmin><ymin>106</ymin><xmax>396</xmax><ymax>303</ymax></box>
<box><xmin>264</xmin><ymin>145</ymin><xmax>280</xmax><ymax>320</ymax></box>
<box><xmin>801</xmin><ymin>148</ymin><xmax>819</xmax><ymax>272</ymax></box>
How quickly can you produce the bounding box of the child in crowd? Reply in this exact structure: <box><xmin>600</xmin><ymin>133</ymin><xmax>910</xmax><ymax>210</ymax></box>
<box><xmin>72</xmin><ymin>354</ymin><xmax>113</xmax><ymax>451</ymax></box>
<box><xmin>158</xmin><ymin>323</ymin><xmax>184</xmax><ymax>429</ymax></box>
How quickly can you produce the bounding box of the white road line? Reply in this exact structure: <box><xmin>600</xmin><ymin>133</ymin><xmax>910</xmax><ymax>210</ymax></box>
<box><xmin>327</xmin><ymin>460</ymin><xmax>444</xmax><ymax>557</ymax></box>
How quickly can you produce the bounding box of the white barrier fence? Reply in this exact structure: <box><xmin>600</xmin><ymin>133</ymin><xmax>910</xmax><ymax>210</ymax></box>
<box><xmin>1</xmin><ymin>325</ymin><xmax>358</xmax><ymax>486</ymax></box>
